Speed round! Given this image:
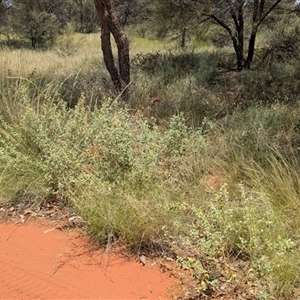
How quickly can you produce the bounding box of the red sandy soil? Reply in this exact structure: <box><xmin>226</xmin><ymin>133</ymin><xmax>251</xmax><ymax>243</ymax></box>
<box><xmin>0</xmin><ymin>221</ymin><xmax>178</xmax><ymax>300</ymax></box>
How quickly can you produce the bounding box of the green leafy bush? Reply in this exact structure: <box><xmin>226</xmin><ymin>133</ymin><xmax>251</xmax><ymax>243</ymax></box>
<box><xmin>0</xmin><ymin>91</ymin><xmax>206</xmax><ymax>245</ymax></box>
<box><xmin>54</xmin><ymin>25</ymin><xmax>85</xmax><ymax>57</ymax></box>
<box><xmin>11</xmin><ymin>10</ymin><xmax>60</xmax><ymax>49</ymax></box>
<box><xmin>259</xmin><ymin>17</ymin><xmax>300</xmax><ymax>64</ymax></box>
<box><xmin>165</xmin><ymin>184</ymin><xmax>300</xmax><ymax>299</ymax></box>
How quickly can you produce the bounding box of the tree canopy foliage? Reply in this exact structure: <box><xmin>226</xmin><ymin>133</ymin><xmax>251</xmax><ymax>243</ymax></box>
<box><xmin>10</xmin><ymin>1</ymin><xmax>61</xmax><ymax>48</ymax></box>
<box><xmin>66</xmin><ymin>0</ymin><xmax>98</xmax><ymax>33</ymax></box>
<box><xmin>0</xmin><ymin>0</ymin><xmax>100</xmax><ymax>47</ymax></box>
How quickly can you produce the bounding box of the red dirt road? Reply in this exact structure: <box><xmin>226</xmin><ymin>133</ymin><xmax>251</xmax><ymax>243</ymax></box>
<box><xmin>0</xmin><ymin>222</ymin><xmax>176</xmax><ymax>299</ymax></box>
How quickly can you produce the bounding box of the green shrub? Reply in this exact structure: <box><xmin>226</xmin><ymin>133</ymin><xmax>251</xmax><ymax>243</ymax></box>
<box><xmin>0</xmin><ymin>92</ymin><xmax>206</xmax><ymax>245</ymax></box>
<box><xmin>54</xmin><ymin>25</ymin><xmax>85</xmax><ymax>57</ymax></box>
<box><xmin>259</xmin><ymin>17</ymin><xmax>300</xmax><ymax>64</ymax></box>
<box><xmin>165</xmin><ymin>184</ymin><xmax>300</xmax><ymax>299</ymax></box>
<box><xmin>11</xmin><ymin>10</ymin><xmax>60</xmax><ymax>49</ymax></box>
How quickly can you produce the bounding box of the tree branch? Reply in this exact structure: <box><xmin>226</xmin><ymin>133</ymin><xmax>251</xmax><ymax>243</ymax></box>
<box><xmin>202</xmin><ymin>13</ymin><xmax>233</xmax><ymax>37</ymax></box>
<box><xmin>258</xmin><ymin>0</ymin><xmax>282</xmax><ymax>26</ymax></box>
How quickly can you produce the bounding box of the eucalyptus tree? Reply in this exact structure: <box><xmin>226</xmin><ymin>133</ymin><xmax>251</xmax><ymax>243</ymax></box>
<box><xmin>9</xmin><ymin>0</ymin><xmax>65</xmax><ymax>48</ymax></box>
<box><xmin>94</xmin><ymin>0</ymin><xmax>130</xmax><ymax>98</ymax></box>
<box><xmin>200</xmin><ymin>0</ymin><xmax>290</xmax><ymax>69</ymax></box>
<box><xmin>66</xmin><ymin>0</ymin><xmax>98</xmax><ymax>33</ymax></box>
<box><xmin>114</xmin><ymin>0</ymin><xmax>151</xmax><ymax>26</ymax></box>
<box><xmin>153</xmin><ymin>0</ymin><xmax>293</xmax><ymax>69</ymax></box>
<box><xmin>153</xmin><ymin>0</ymin><xmax>200</xmax><ymax>49</ymax></box>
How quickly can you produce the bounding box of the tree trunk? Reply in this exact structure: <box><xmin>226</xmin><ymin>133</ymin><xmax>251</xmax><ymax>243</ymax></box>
<box><xmin>31</xmin><ymin>36</ymin><xmax>36</xmax><ymax>49</ymax></box>
<box><xmin>80</xmin><ymin>0</ymin><xmax>84</xmax><ymax>32</ymax></box>
<box><xmin>94</xmin><ymin>0</ymin><xmax>130</xmax><ymax>99</ymax></box>
<box><xmin>231</xmin><ymin>36</ymin><xmax>244</xmax><ymax>70</ymax></box>
<box><xmin>205</xmin><ymin>13</ymin><xmax>245</xmax><ymax>70</ymax></box>
<box><xmin>230</xmin><ymin>1</ymin><xmax>245</xmax><ymax>70</ymax></box>
<box><xmin>181</xmin><ymin>27</ymin><xmax>187</xmax><ymax>50</ymax></box>
<box><xmin>245</xmin><ymin>30</ymin><xmax>257</xmax><ymax>69</ymax></box>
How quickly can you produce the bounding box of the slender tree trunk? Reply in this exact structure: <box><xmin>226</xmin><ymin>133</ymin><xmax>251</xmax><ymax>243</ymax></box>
<box><xmin>94</xmin><ymin>0</ymin><xmax>130</xmax><ymax>99</ymax></box>
<box><xmin>80</xmin><ymin>0</ymin><xmax>84</xmax><ymax>32</ymax></box>
<box><xmin>230</xmin><ymin>0</ymin><xmax>245</xmax><ymax>70</ymax></box>
<box><xmin>181</xmin><ymin>27</ymin><xmax>187</xmax><ymax>50</ymax></box>
<box><xmin>237</xmin><ymin>0</ymin><xmax>244</xmax><ymax>69</ymax></box>
<box><xmin>232</xmin><ymin>36</ymin><xmax>244</xmax><ymax>70</ymax></box>
<box><xmin>101</xmin><ymin>14</ymin><xmax>123</xmax><ymax>91</ymax></box>
<box><xmin>236</xmin><ymin>46</ymin><xmax>244</xmax><ymax>70</ymax></box>
<box><xmin>245</xmin><ymin>0</ymin><xmax>282</xmax><ymax>69</ymax></box>
<box><xmin>245</xmin><ymin>30</ymin><xmax>257</xmax><ymax>69</ymax></box>
<box><xmin>31</xmin><ymin>36</ymin><xmax>36</xmax><ymax>49</ymax></box>
<box><xmin>205</xmin><ymin>13</ymin><xmax>245</xmax><ymax>70</ymax></box>
<box><xmin>104</xmin><ymin>1</ymin><xmax>130</xmax><ymax>88</ymax></box>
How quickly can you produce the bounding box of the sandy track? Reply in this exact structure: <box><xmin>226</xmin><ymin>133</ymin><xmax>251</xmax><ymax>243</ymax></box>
<box><xmin>0</xmin><ymin>222</ymin><xmax>175</xmax><ymax>299</ymax></box>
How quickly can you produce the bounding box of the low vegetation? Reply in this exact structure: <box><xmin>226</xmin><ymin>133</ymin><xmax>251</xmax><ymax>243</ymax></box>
<box><xmin>0</xmin><ymin>31</ymin><xmax>300</xmax><ymax>299</ymax></box>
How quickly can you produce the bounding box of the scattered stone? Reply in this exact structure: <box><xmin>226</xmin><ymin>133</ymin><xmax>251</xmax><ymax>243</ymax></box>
<box><xmin>0</xmin><ymin>195</ymin><xmax>82</xmax><ymax>231</ymax></box>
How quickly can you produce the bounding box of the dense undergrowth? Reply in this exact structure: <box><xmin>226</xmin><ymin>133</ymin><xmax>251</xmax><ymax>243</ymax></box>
<box><xmin>1</xmin><ymin>32</ymin><xmax>300</xmax><ymax>299</ymax></box>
